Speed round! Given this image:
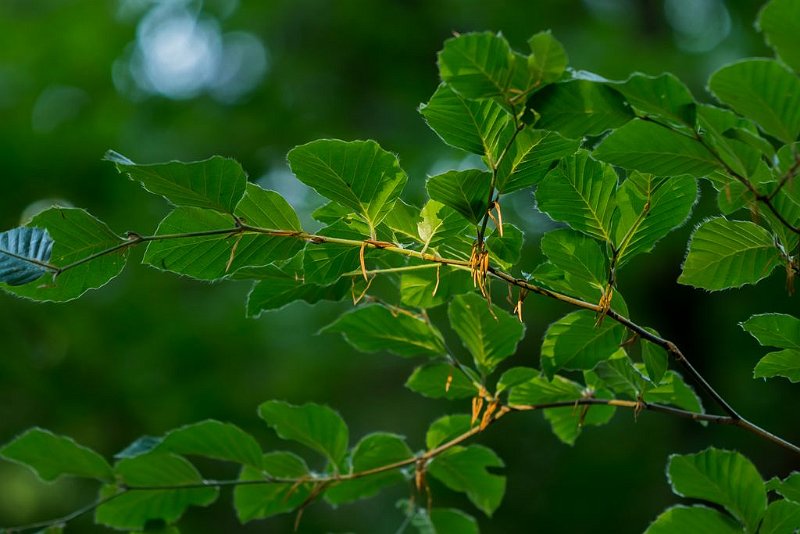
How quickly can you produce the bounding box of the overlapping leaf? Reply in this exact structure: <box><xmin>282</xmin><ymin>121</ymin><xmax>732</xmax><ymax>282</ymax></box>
<box><xmin>437</xmin><ymin>32</ymin><xmax>514</xmax><ymax>100</ymax></box>
<box><xmin>428</xmin><ymin>445</ymin><xmax>505</xmax><ymax>516</ymax></box>
<box><xmin>612</xmin><ymin>72</ymin><xmax>696</xmax><ymax>127</ymax></box>
<box><xmin>495</xmin><ymin>128</ymin><xmax>579</xmax><ymax>193</ymax></box>
<box><xmin>540</xmin><ymin>310</ymin><xmax>625</xmax><ymax>378</ymax></box>
<box><xmin>742</xmin><ymin>313</ymin><xmax>800</xmax><ymax>382</ymax></box>
<box><xmin>426</xmin><ymin>169</ymin><xmax>491</xmax><ymax>224</ymax></box>
<box><xmin>234</xmin><ymin>452</ymin><xmax>312</xmax><ymax>522</ymax></box>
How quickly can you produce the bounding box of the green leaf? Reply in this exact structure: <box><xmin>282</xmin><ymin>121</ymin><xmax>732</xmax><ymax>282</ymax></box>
<box><xmin>542</xmin><ymin>394</ymin><xmax>615</xmax><ymax>446</ymax></box>
<box><xmin>507</xmin><ymin>374</ymin><xmax>582</xmax><ymax>406</ymax></box>
<box><xmin>708</xmin><ymin>59</ymin><xmax>800</xmax><ymax>144</ymax></box>
<box><xmin>531</xmin><ymin>260</ymin><xmax>603</xmax><ymax>303</ymax></box>
<box><xmin>406</xmin><ymin>363</ymin><xmax>478</xmax><ymax>400</ymax></box>
<box><xmin>448</xmin><ymin>292</ymin><xmax>525</xmax><ymax>374</ymax></box>
<box><xmin>613</xmin><ymin>173</ymin><xmax>698</xmax><ymax>266</ymax></box>
<box><xmin>427</xmin><ymin>508</ymin><xmax>480</xmax><ymax>534</ymax></box>
<box><xmin>95</xmin><ymin>453</ymin><xmax>218</xmax><ymax>530</ymax></box>
<box><xmin>428</xmin><ymin>445</ymin><xmax>505</xmax><ymax>516</ymax></box>
<box><xmin>426</xmin><ymin>415</ymin><xmax>472</xmax><ymax>449</ymax></box>
<box><xmin>768</xmin><ymin>473</ymin><xmax>800</xmax><ymax>503</ymax></box>
<box><xmin>258</xmin><ymin>401</ymin><xmax>349</xmax><ymax>470</ymax></box>
<box><xmin>485</xmin><ymin>224</ymin><xmax>523</xmax><ymax>269</ymax></box>
<box><xmin>741</xmin><ymin>313</ymin><xmax>800</xmax><ymax>349</ymax></box>
<box><xmin>383</xmin><ymin>199</ymin><xmax>424</xmax><ymax>243</ymax></box>
<box><xmin>495</xmin><ymin>367</ymin><xmax>539</xmax><ymax>395</ymax></box>
<box><xmin>540</xmin><ymin>228</ymin><xmax>607</xmax><ymax>292</ymax></box>
<box><xmin>0</xmin><ymin>428</ymin><xmax>113</xmax><ymax>482</ymax></box>
<box><xmin>234</xmin><ymin>452</ymin><xmax>311</xmax><ymax>522</ymax></box>
<box><xmin>678</xmin><ymin>217</ymin><xmax>781</xmax><ymax>291</ymax></box>
<box><xmin>495</xmin><ymin>128</ymin><xmax>580</xmax><ymax>194</ymax></box>
<box><xmin>303</xmin><ymin>220</ymin><xmax>366</xmax><ymax>285</ymax></box>
<box><xmin>0</xmin><ymin>226</ymin><xmax>53</xmax><ymax>286</ymax></box>
<box><xmin>594</xmin><ymin>119</ymin><xmax>721</xmax><ymax>177</ymax></box>
<box><xmin>753</xmin><ymin>349</ymin><xmax>800</xmax><ymax>383</ymax></box>
<box><xmin>641</xmin><ymin>330</ymin><xmax>669</xmax><ymax>385</ymax></box>
<box><xmin>106</xmin><ymin>151</ymin><xmax>247</xmax><ymax>213</ymax></box>
<box><xmin>667</xmin><ymin>447</ymin><xmax>766</xmax><ymax>533</ymax></box>
<box><xmin>759</xmin><ymin>500</ymin><xmax>800</xmax><ymax>534</ymax></box>
<box><xmin>759</xmin><ymin>0</ymin><xmax>800</xmax><ymax>73</ymax></box>
<box><xmin>527</xmin><ymin>31</ymin><xmax>568</xmax><ymax>86</ymax></box>
<box><xmin>593</xmin><ymin>353</ymin><xmax>650</xmax><ymax>399</ymax></box>
<box><xmin>245</xmin><ymin>258</ymin><xmax>350</xmax><ymax>318</ymax></box>
<box><xmin>536</xmin><ymin>151</ymin><xmax>617</xmax><ymax>242</ymax></box>
<box><xmin>540</xmin><ymin>310</ymin><xmax>625</xmax><ymax>378</ymax></box>
<box><xmin>645</xmin><ymin>505</ymin><xmax>743</xmax><ymax>534</ymax></box>
<box><xmin>419</xmin><ymin>83</ymin><xmax>512</xmax><ymax>157</ymax></box>
<box><xmin>287</xmin><ymin>139</ymin><xmax>407</xmax><ymax>234</ymax></box>
<box><xmin>530</xmin><ymin>79</ymin><xmax>634</xmax><ymax>138</ymax></box>
<box><xmin>157</xmin><ymin>420</ymin><xmax>263</xmax><ymax>469</ymax></box>
<box><xmin>613</xmin><ymin>72</ymin><xmax>696</xmax><ymax>126</ymax></box>
<box><xmin>321</xmin><ymin>304</ymin><xmax>446</xmax><ymax>358</ymax></box>
<box><xmin>3</xmin><ymin>208</ymin><xmax>127</xmax><ymax>302</ymax></box>
<box><xmin>418</xmin><ymin>201</ymin><xmax>472</xmax><ymax>252</ymax></box>
<box><xmin>325</xmin><ymin>433</ymin><xmax>413</xmax><ymax>505</ymax></box>
<box><xmin>144</xmin><ymin>184</ymin><xmax>303</xmax><ymax>280</ymax></box>
<box><xmin>426</xmin><ymin>169</ymin><xmax>491</xmax><ymax>224</ymax></box>
<box><xmin>437</xmin><ymin>32</ymin><xmax>514</xmax><ymax>100</ymax></box>
<box><xmin>400</xmin><ymin>267</ymin><xmax>472</xmax><ymax>309</ymax></box>
<box><xmin>643</xmin><ymin>371</ymin><xmax>704</xmax><ymax>414</ymax></box>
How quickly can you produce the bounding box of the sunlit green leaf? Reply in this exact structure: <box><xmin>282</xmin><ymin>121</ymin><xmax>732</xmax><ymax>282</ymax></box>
<box><xmin>593</xmin><ymin>352</ymin><xmax>650</xmax><ymax>399</ymax></box>
<box><xmin>495</xmin><ymin>128</ymin><xmax>579</xmax><ymax>193</ymax></box>
<box><xmin>594</xmin><ymin>119</ymin><xmax>721</xmax><ymax>177</ymax></box>
<box><xmin>106</xmin><ymin>151</ymin><xmax>247</xmax><ymax>213</ymax></box>
<box><xmin>428</xmin><ymin>445</ymin><xmax>505</xmax><ymax>516</ymax></box>
<box><xmin>406</xmin><ymin>363</ymin><xmax>478</xmax><ymax>400</ymax></box>
<box><xmin>645</xmin><ymin>505</ymin><xmax>743</xmax><ymax>534</ymax></box>
<box><xmin>437</xmin><ymin>32</ymin><xmax>514</xmax><ymax>100</ymax></box>
<box><xmin>667</xmin><ymin>447</ymin><xmax>766</xmax><ymax>533</ymax></box>
<box><xmin>708</xmin><ymin>59</ymin><xmax>800</xmax><ymax>144</ymax></box>
<box><xmin>426</xmin><ymin>415</ymin><xmax>472</xmax><ymax>450</ymax></box>
<box><xmin>426</xmin><ymin>169</ymin><xmax>491</xmax><ymax>224</ymax></box>
<box><xmin>753</xmin><ymin>350</ymin><xmax>800</xmax><ymax>383</ymax></box>
<box><xmin>3</xmin><ymin>208</ymin><xmax>127</xmax><ymax>302</ymax></box>
<box><xmin>448</xmin><ymin>292</ymin><xmax>525</xmax><ymax>374</ymax></box>
<box><xmin>157</xmin><ymin>420</ymin><xmax>263</xmax><ymax>469</ymax></box>
<box><xmin>258</xmin><ymin>401</ymin><xmax>349</xmax><ymax>470</ymax></box>
<box><xmin>95</xmin><ymin>453</ymin><xmax>218</xmax><ymax>530</ymax></box>
<box><xmin>419</xmin><ymin>83</ymin><xmax>512</xmax><ymax>157</ymax></box>
<box><xmin>527</xmin><ymin>31</ymin><xmax>568</xmax><ymax>86</ymax></box>
<box><xmin>678</xmin><ymin>217</ymin><xmax>781</xmax><ymax>291</ymax></box>
<box><xmin>321</xmin><ymin>304</ymin><xmax>446</xmax><ymax>358</ymax></box>
<box><xmin>325</xmin><ymin>433</ymin><xmax>413</xmax><ymax>505</ymax></box>
<box><xmin>741</xmin><ymin>313</ymin><xmax>800</xmax><ymax>349</ymax></box>
<box><xmin>234</xmin><ymin>452</ymin><xmax>311</xmax><ymax>522</ymax></box>
<box><xmin>613</xmin><ymin>72</ymin><xmax>696</xmax><ymax>126</ymax></box>
<box><xmin>0</xmin><ymin>428</ymin><xmax>113</xmax><ymax>482</ymax></box>
<box><xmin>540</xmin><ymin>310</ymin><xmax>625</xmax><ymax>378</ymax></box>
<box><xmin>540</xmin><ymin>228</ymin><xmax>607</xmax><ymax>291</ymax></box>
<box><xmin>530</xmin><ymin>79</ymin><xmax>633</xmax><ymax>138</ymax></box>
<box><xmin>287</xmin><ymin>139</ymin><xmax>407</xmax><ymax>234</ymax></box>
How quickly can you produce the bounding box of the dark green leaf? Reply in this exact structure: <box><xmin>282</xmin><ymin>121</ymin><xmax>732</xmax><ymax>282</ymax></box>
<box><xmin>645</xmin><ymin>505</ymin><xmax>743</xmax><ymax>534</ymax></box>
<box><xmin>542</xmin><ymin>394</ymin><xmax>615</xmax><ymax>446</ymax></box>
<box><xmin>643</xmin><ymin>371</ymin><xmax>704</xmax><ymax>414</ymax></box>
<box><xmin>0</xmin><ymin>226</ymin><xmax>53</xmax><ymax>286</ymax></box>
<box><xmin>667</xmin><ymin>447</ymin><xmax>766</xmax><ymax>532</ymax></box>
<box><xmin>448</xmin><ymin>292</ymin><xmax>525</xmax><ymax>374</ymax></box>
<box><xmin>400</xmin><ymin>267</ymin><xmax>472</xmax><ymax>309</ymax></box>
<box><xmin>536</xmin><ymin>151</ymin><xmax>617</xmax><ymax>242</ymax></box>
<box><xmin>593</xmin><ymin>353</ymin><xmax>650</xmax><ymax>399</ymax></box>
<box><xmin>157</xmin><ymin>420</ymin><xmax>263</xmax><ymax>469</ymax></box>
<box><xmin>406</xmin><ymin>363</ymin><xmax>478</xmax><ymax>400</ymax></box>
<box><xmin>594</xmin><ymin>119</ymin><xmax>721</xmax><ymax>177</ymax></box>
<box><xmin>495</xmin><ymin>128</ymin><xmax>579</xmax><ymax>193</ymax></box>
<box><xmin>287</xmin><ymin>139</ymin><xmax>407</xmax><ymax>234</ymax></box>
<box><xmin>437</xmin><ymin>32</ymin><xmax>514</xmax><ymax>100</ymax></box>
<box><xmin>485</xmin><ymin>224</ymin><xmax>523</xmax><ymax>269</ymax></box>
<box><xmin>708</xmin><ymin>59</ymin><xmax>800</xmax><ymax>144</ymax></box>
<box><xmin>530</xmin><ymin>79</ymin><xmax>634</xmax><ymax>138</ymax></box>
<box><xmin>234</xmin><ymin>452</ymin><xmax>311</xmax><ymax>522</ymax></box>
<box><xmin>426</xmin><ymin>169</ymin><xmax>491</xmax><ymax>224</ymax></box>
<box><xmin>0</xmin><ymin>428</ymin><xmax>113</xmax><ymax>482</ymax></box>
<box><xmin>540</xmin><ymin>310</ymin><xmax>625</xmax><ymax>378</ymax></box>
<box><xmin>303</xmin><ymin>220</ymin><xmax>366</xmax><ymax>285</ymax></box>
<box><xmin>678</xmin><ymin>217</ymin><xmax>781</xmax><ymax>291</ymax></box>
<box><xmin>429</xmin><ymin>508</ymin><xmax>480</xmax><ymax>534</ymax></box>
<box><xmin>428</xmin><ymin>445</ymin><xmax>505</xmax><ymax>516</ymax></box>
<box><xmin>759</xmin><ymin>0</ymin><xmax>800</xmax><ymax>72</ymax></box>
<box><xmin>3</xmin><ymin>208</ymin><xmax>127</xmax><ymax>302</ymax></box>
<box><xmin>741</xmin><ymin>313</ymin><xmax>800</xmax><ymax>349</ymax></box>
<box><xmin>106</xmin><ymin>151</ymin><xmax>247</xmax><ymax>213</ymax></box>
<box><xmin>419</xmin><ymin>84</ymin><xmax>512</xmax><ymax>157</ymax></box>
<box><xmin>426</xmin><ymin>415</ymin><xmax>472</xmax><ymax>449</ymax></box>
<box><xmin>613</xmin><ymin>173</ymin><xmax>698</xmax><ymax>266</ymax></box>
<box><xmin>258</xmin><ymin>401</ymin><xmax>349</xmax><ymax>470</ymax></box>
<box><xmin>641</xmin><ymin>329</ymin><xmax>669</xmax><ymax>385</ymax></box>
<box><xmin>321</xmin><ymin>304</ymin><xmax>446</xmax><ymax>358</ymax></box>
<box><xmin>325</xmin><ymin>433</ymin><xmax>413</xmax><ymax>505</ymax></box>
<box><xmin>613</xmin><ymin>72</ymin><xmax>696</xmax><ymax>126</ymax></box>
<box><xmin>759</xmin><ymin>500</ymin><xmax>800</xmax><ymax>534</ymax></box>
<box><xmin>95</xmin><ymin>453</ymin><xmax>218</xmax><ymax>530</ymax></box>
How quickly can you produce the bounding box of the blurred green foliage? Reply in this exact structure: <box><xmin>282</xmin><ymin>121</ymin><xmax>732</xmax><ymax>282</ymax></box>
<box><xmin>0</xmin><ymin>1</ymin><xmax>795</xmax><ymax>532</ymax></box>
